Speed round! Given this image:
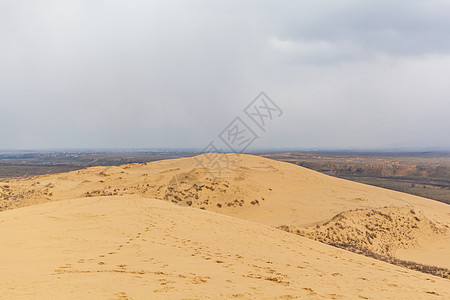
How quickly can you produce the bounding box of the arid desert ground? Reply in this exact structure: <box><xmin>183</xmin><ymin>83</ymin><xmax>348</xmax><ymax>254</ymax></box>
<box><xmin>1</xmin><ymin>154</ymin><xmax>450</xmax><ymax>299</ymax></box>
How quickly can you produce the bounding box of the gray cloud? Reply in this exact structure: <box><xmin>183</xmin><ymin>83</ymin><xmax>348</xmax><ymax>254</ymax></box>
<box><xmin>274</xmin><ymin>0</ymin><xmax>450</xmax><ymax>57</ymax></box>
<box><xmin>0</xmin><ymin>0</ymin><xmax>449</xmax><ymax>150</ymax></box>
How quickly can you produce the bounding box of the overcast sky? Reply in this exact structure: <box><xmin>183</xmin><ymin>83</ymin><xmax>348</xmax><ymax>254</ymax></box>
<box><xmin>1</xmin><ymin>0</ymin><xmax>450</xmax><ymax>151</ymax></box>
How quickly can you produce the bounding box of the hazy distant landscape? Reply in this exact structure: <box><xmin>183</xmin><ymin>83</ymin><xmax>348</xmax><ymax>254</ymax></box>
<box><xmin>263</xmin><ymin>152</ymin><xmax>450</xmax><ymax>204</ymax></box>
<box><xmin>0</xmin><ymin>151</ymin><xmax>192</xmax><ymax>179</ymax></box>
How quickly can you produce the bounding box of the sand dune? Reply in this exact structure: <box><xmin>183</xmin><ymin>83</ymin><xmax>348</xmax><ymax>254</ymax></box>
<box><xmin>1</xmin><ymin>196</ymin><xmax>449</xmax><ymax>299</ymax></box>
<box><xmin>1</xmin><ymin>153</ymin><xmax>450</xmax><ymax>297</ymax></box>
<box><xmin>3</xmin><ymin>154</ymin><xmax>450</xmax><ymax>224</ymax></box>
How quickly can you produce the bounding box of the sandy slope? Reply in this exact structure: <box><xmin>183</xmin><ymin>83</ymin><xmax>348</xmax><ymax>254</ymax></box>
<box><xmin>1</xmin><ymin>196</ymin><xmax>449</xmax><ymax>299</ymax></box>
<box><xmin>2</xmin><ymin>153</ymin><xmax>449</xmax><ymax>270</ymax></box>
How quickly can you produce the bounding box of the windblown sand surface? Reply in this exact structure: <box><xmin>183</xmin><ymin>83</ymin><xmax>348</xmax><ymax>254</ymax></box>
<box><xmin>1</xmin><ymin>196</ymin><xmax>449</xmax><ymax>299</ymax></box>
<box><xmin>1</xmin><ymin>154</ymin><xmax>450</xmax><ymax>298</ymax></box>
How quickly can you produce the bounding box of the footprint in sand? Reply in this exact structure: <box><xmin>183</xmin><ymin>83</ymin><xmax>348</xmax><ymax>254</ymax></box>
<box><xmin>114</xmin><ymin>291</ymin><xmax>129</xmax><ymax>299</ymax></box>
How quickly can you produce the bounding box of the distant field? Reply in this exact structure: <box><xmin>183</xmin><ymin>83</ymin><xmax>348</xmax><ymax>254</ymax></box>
<box><xmin>0</xmin><ymin>151</ymin><xmax>193</xmax><ymax>179</ymax></box>
<box><xmin>261</xmin><ymin>152</ymin><xmax>450</xmax><ymax>205</ymax></box>
<box><xmin>349</xmin><ymin>177</ymin><xmax>450</xmax><ymax>204</ymax></box>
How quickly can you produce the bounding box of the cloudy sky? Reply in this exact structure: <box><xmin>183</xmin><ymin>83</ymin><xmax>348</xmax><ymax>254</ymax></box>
<box><xmin>1</xmin><ymin>0</ymin><xmax>450</xmax><ymax>151</ymax></box>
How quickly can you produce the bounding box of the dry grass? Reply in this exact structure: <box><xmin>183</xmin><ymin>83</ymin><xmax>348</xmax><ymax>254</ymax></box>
<box><xmin>277</xmin><ymin>207</ymin><xmax>450</xmax><ymax>279</ymax></box>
